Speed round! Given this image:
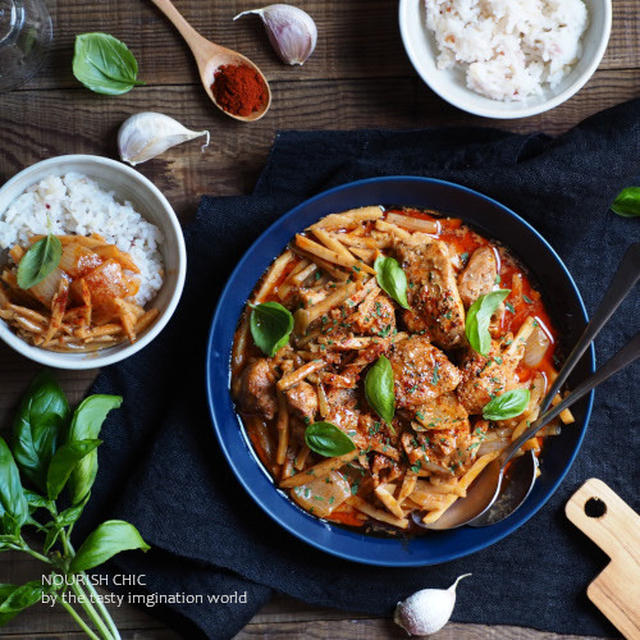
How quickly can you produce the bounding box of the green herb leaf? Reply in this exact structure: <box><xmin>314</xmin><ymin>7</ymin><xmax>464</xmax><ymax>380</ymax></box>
<box><xmin>70</xmin><ymin>520</ymin><xmax>150</xmax><ymax>573</ymax></box>
<box><xmin>465</xmin><ymin>289</ymin><xmax>510</xmax><ymax>356</ymax></box>
<box><xmin>304</xmin><ymin>422</ymin><xmax>356</xmax><ymax>458</ymax></box>
<box><xmin>611</xmin><ymin>187</ymin><xmax>640</xmax><ymax>218</ymax></box>
<box><xmin>0</xmin><ymin>438</ymin><xmax>28</xmax><ymax>536</ymax></box>
<box><xmin>22</xmin><ymin>489</ymin><xmax>52</xmax><ymax>512</ymax></box>
<box><xmin>67</xmin><ymin>395</ymin><xmax>122</xmax><ymax>505</ymax></box>
<box><xmin>72</xmin><ymin>33</ymin><xmax>144</xmax><ymax>95</ymax></box>
<box><xmin>374</xmin><ymin>256</ymin><xmax>410</xmax><ymax>309</ymax></box>
<box><xmin>16</xmin><ymin>235</ymin><xmax>62</xmax><ymax>290</ymax></box>
<box><xmin>0</xmin><ymin>581</ymin><xmax>45</xmax><ymax>625</ymax></box>
<box><xmin>364</xmin><ymin>355</ymin><xmax>395</xmax><ymax>425</ymax></box>
<box><xmin>249</xmin><ymin>302</ymin><xmax>294</xmax><ymax>357</ymax></box>
<box><xmin>56</xmin><ymin>493</ymin><xmax>91</xmax><ymax>527</ymax></box>
<box><xmin>46</xmin><ymin>439</ymin><xmax>101</xmax><ymax>500</ymax></box>
<box><xmin>483</xmin><ymin>388</ymin><xmax>531</xmax><ymax>421</ymax></box>
<box><xmin>12</xmin><ymin>371</ymin><xmax>69</xmax><ymax>493</ymax></box>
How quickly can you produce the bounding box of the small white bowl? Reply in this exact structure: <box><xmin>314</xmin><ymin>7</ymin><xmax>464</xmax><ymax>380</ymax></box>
<box><xmin>0</xmin><ymin>155</ymin><xmax>186</xmax><ymax>370</ymax></box>
<box><xmin>399</xmin><ymin>0</ymin><xmax>612</xmax><ymax>119</ymax></box>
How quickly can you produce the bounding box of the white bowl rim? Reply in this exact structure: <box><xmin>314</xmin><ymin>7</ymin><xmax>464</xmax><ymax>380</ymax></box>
<box><xmin>398</xmin><ymin>0</ymin><xmax>613</xmax><ymax>120</ymax></box>
<box><xmin>0</xmin><ymin>154</ymin><xmax>187</xmax><ymax>370</ymax></box>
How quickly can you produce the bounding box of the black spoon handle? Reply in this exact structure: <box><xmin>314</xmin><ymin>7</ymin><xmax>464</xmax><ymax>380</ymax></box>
<box><xmin>539</xmin><ymin>242</ymin><xmax>640</xmax><ymax>416</ymax></box>
<box><xmin>506</xmin><ymin>330</ymin><xmax>640</xmax><ymax>463</ymax></box>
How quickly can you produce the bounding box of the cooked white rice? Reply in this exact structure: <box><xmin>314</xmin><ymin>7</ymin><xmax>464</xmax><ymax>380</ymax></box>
<box><xmin>0</xmin><ymin>173</ymin><xmax>164</xmax><ymax>306</ymax></box>
<box><xmin>425</xmin><ymin>0</ymin><xmax>589</xmax><ymax>101</ymax></box>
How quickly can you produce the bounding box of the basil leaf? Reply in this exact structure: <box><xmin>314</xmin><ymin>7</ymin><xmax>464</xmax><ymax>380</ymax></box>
<box><xmin>0</xmin><ymin>438</ymin><xmax>28</xmax><ymax>536</ymax></box>
<box><xmin>304</xmin><ymin>422</ymin><xmax>356</xmax><ymax>458</ymax></box>
<box><xmin>67</xmin><ymin>395</ymin><xmax>122</xmax><ymax>505</ymax></box>
<box><xmin>374</xmin><ymin>256</ymin><xmax>410</xmax><ymax>310</ymax></box>
<box><xmin>364</xmin><ymin>355</ymin><xmax>395</xmax><ymax>425</ymax></box>
<box><xmin>12</xmin><ymin>371</ymin><xmax>69</xmax><ymax>493</ymax></box>
<box><xmin>56</xmin><ymin>494</ymin><xmax>91</xmax><ymax>528</ymax></box>
<box><xmin>70</xmin><ymin>520</ymin><xmax>150</xmax><ymax>573</ymax></box>
<box><xmin>483</xmin><ymin>388</ymin><xmax>531</xmax><ymax>421</ymax></box>
<box><xmin>611</xmin><ymin>187</ymin><xmax>640</xmax><ymax>218</ymax></box>
<box><xmin>16</xmin><ymin>235</ymin><xmax>62</xmax><ymax>290</ymax></box>
<box><xmin>46</xmin><ymin>439</ymin><xmax>101</xmax><ymax>500</ymax></box>
<box><xmin>249</xmin><ymin>302</ymin><xmax>294</xmax><ymax>357</ymax></box>
<box><xmin>73</xmin><ymin>33</ymin><xmax>144</xmax><ymax>95</ymax></box>
<box><xmin>465</xmin><ymin>289</ymin><xmax>510</xmax><ymax>356</ymax></box>
<box><xmin>0</xmin><ymin>581</ymin><xmax>45</xmax><ymax>625</ymax></box>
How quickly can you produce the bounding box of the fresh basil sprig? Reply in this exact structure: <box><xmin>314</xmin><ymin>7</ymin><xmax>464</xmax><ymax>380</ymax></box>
<box><xmin>304</xmin><ymin>421</ymin><xmax>356</xmax><ymax>458</ymax></box>
<box><xmin>465</xmin><ymin>289</ymin><xmax>510</xmax><ymax>356</ymax></box>
<box><xmin>364</xmin><ymin>355</ymin><xmax>395</xmax><ymax>427</ymax></box>
<box><xmin>0</xmin><ymin>372</ymin><xmax>146</xmax><ymax>637</ymax></box>
<box><xmin>483</xmin><ymin>388</ymin><xmax>531</xmax><ymax>421</ymax></box>
<box><xmin>16</xmin><ymin>235</ymin><xmax>62</xmax><ymax>290</ymax></box>
<box><xmin>73</xmin><ymin>32</ymin><xmax>144</xmax><ymax>95</ymax></box>
<box><xmin>250</xmin><ymin>301</ymin><xmax>294</xmax><ymax>357</ymax></box>
<box><xmin>611</xmin><ymin>187</ymin><xmax>640</xmax><ymax>218</ymax></box>
<box><xmin>374</xmin><ymin>255</ymin><xmax>410</xmax><ymax>310</ymax></box>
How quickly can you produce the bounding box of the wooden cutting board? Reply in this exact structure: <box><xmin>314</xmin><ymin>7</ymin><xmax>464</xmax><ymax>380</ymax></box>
<box><xmin>565</xmin><ymin>478</ymin><xmax>640</xmax><ymax>639</ymax></box>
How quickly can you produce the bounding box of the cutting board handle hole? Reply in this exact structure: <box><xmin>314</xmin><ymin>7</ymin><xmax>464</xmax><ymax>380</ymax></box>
<box><xmin>584</xmin><ymin>497</ymin><xmax>607</xmax><ymax>518</ymax></box>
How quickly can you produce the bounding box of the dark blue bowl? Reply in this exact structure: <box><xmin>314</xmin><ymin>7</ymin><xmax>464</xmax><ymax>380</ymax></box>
<box><xmin>206</xmin><ymin>176</ymin><xmax>594</xmax><ymax>566</ymax></box>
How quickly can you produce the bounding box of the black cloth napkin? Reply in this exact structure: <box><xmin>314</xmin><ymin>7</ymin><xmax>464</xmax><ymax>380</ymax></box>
<box><xmin>79</xmin><ymin>99</ymin><xmax>640</xmax><ymax>640</ymax></box>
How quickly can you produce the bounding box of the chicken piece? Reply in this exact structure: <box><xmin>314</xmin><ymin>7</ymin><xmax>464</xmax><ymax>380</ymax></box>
<box><xmin>401</xmin><ymin>420</ymin><xmax>474</xmax><ymax>478</ymax></box>
<box><xmin>352</xmin><ymin>293</ymin><xmax>396</xmax><ymax>338</ymax></box>
<box><xmin>322</xmin><ymin>342</ymin><xmax>388</xmax><ymax>389</ymax></box>
<box><xmin>456</xmin><ymin>318</ymin><xmax>535</xmax><ymax>415</ymax></box>
<box><xmin>388</xmin><ymin>335</ymin><xmax>461</xmax><ymax>409</ymax></box>
<box><xmin>412</xmin><ymin>392</ymin><xmax>470</xmax><ymax>433</ymax></box>
<box><xmin>290</xmin><ymin>470</ymin><xmax>351</xmax><ymax>518</ymax></box>
<box><xmin>457</xmin><ymin>246</ymin><xmax>498</xmax><ymax>308</ymax></box>
<box><xmin>238</xmin><ymin>359</ymin><xmax>278</xmax><ymax>420</ymax></box>
<box><xmin>284</xmin><ymin>381</ymin><xmax>318</xmax><ymax>423</ymax></box>
<box><xmin>395</xmin><ymin>240</ymin><xmax>466</xmax><ymax>349</ymax></box>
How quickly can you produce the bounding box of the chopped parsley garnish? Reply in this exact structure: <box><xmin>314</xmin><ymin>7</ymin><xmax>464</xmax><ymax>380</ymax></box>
<box><xmin>431</xmin><ymin>363</ymin><xmax>440</xmax><ymax>385</ymax></box>
<box><xmin>505</xmin><ymin>302</ymin><xmax>515</xmax><ymax>314</ymax></box>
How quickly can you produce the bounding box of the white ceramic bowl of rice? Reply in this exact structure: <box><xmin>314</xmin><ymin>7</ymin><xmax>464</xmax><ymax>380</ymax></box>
<box><xmin>399</xmin><ymin>0</ymin><xmax>612</xmax><ymax>119</ymax></box>
<box><xmin>0</xmin><ymin>155</ymin><xmax>186</xmax><ymax>369</ymax></box>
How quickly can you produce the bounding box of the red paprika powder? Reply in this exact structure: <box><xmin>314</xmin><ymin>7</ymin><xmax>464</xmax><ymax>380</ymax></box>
<box><xmin>211</xmin><ymin>64</ymin><xmax>268</xmax><ymax>117</ymax></box>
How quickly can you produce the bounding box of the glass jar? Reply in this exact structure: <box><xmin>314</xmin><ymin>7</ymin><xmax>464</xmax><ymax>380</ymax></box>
<box><xmin>0</xmin><ymin>0</ymin><xmax>53</xmax><ymax>92</ymax></box>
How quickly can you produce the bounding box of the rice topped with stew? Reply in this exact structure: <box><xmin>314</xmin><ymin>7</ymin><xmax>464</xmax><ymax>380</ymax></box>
<box><xmin>0</xmin><ymin>173</ymin><xmax>163</xmax><ymax>306</ymax></box>
<box><xmin>425</xmin><ymin>0</ymin><xmax>589</xmax><ymax>101</ymax></box>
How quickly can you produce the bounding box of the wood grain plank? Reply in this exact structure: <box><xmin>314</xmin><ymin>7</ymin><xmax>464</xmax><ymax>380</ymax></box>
<box><xmin>2</xmin><ymin>69</ymin><xmax>639</xmax><ymax>219</ymax></box>
<box><xmin>17</xmin><ymin>0</ymin><xmax>640</xmax><ymax>92</ymax></box>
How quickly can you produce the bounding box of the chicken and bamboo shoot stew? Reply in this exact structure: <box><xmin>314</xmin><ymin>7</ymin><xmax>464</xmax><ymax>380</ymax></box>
<box><xmin>231</xmin><ymin>206</ymin><xmax>574</xmax><ymax>533</ymax></box>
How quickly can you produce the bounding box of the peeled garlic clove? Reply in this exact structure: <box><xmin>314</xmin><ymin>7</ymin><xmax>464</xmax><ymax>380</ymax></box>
<box><xmin>118</xmin><ymin>112</ymin><xmax>210</xmax><ymax>166</ymax></box>
<box><xmin>393</xmin><ymin>573</ymin><xmax>471</xmax><ymax>636</ymax></box>
<box><xmin>234</xmin><ymin>4</ymin><xmax>317</xmax><ymax>66</ymax></box>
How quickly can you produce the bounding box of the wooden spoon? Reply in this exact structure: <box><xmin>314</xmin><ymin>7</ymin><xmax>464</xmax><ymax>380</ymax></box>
<box><xmin>150</xmin><ymin>0</ymin><xmax>271</xmax><ymax>122</ymax></box>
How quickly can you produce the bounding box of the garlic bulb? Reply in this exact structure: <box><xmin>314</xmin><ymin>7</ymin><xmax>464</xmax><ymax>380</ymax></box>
<box><xmin>118</xmin><ymin>112</ymin><xmax>210</xmax><ymax>166</ymax></box>
<box><xmin>234</xmin><ymin>4</ymin><xmax>317</xmax><ymax>66</ymax></box>
<box><xmin>394</xmin><ymin>573</ymin><xmax>471</xmax><ymax>636</ymax></box>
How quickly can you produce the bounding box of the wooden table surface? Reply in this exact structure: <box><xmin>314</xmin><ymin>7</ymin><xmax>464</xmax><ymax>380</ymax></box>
<box><xmin>1</xmin><ymin>0</ymin><xmax>634</xmax><ymax>638</ymax></box>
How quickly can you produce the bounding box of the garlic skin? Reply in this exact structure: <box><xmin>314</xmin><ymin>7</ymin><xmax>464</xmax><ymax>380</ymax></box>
<box><xmin>234</xmin><ymin>4</ymin><xmax>317</xmax><ymax>66</ymax></box>
<box><xmin>118</xmin><ymin>112</ymin><xmax>210</xmax><ymax>166</ymax></box>
<box><xmin>393</xmin><ymin>573</ymin><xmax>471</xmax><ymax>636</ymax></box>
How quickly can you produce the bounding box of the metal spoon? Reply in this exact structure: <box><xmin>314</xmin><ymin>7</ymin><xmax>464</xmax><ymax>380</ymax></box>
<box><xmin>413</xmin><ymin>242</ymin><xmax>640</xmax><ymax>531</ymax></box>
<box><xmin>150</xmin><ymin>0</ymin><xmax>272</xmax><ymax>122</ymax></box>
